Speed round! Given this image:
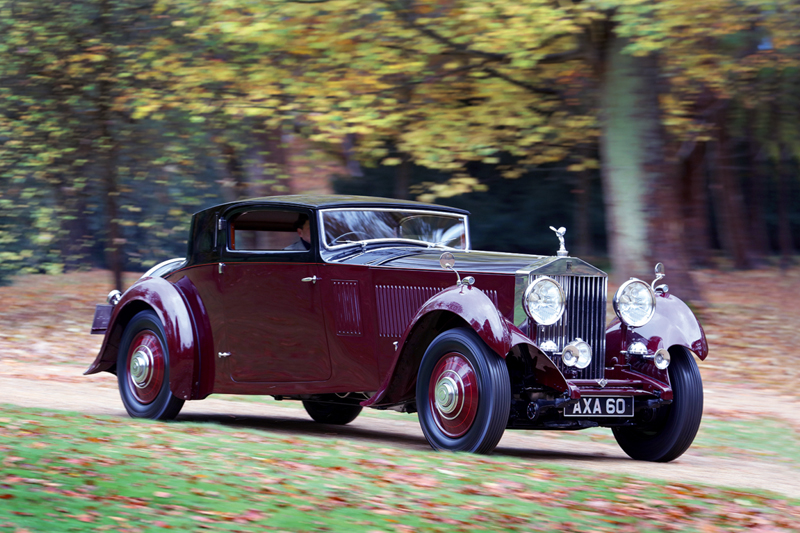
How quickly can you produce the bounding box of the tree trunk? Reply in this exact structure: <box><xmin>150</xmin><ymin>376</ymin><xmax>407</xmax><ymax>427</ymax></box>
<box><xmin>99</xmin><ymin>0</ymin><xmax>123</xmax><ymax>291</ymax></box>
<box><xmin>681</xmin><ymin>142</ymin><xmax>713</xmax><ymax>267</ymax></box>
<box><xmin>711</xmin><ymin>109</ymin><xmax>755</xmax><ymax>270</ymax></box>
<box><xmin>600</xmin><ymin>34</ymin><xmax>701</xmax><ymax>300</ymax></box>
<box><xmin>244</xmin><ymin>128</ymin><xmax>289</xmax><ymax>197</ymax></box>
<box><xmin>777</xmin><ymin>148</ymin><xmax>795</xmax><ymax>270</ymax></box>
<box><xmin>394</xmin><ymin>153</ymin><xmax>411</xmax><ymax>200</ymax></box>
<box><xmin>573</xmin><ymin>153</ymin><xmax>593</xmax><ymax>259</ymax></box>
<box><xmin>599</xmin><ymin>35</ymin><xmax>651</xmax><ymax>283</ymax></box>
<box><xmin>746</xmin><ymin>108</ymin><xmax>770</xmax><ymax>260</ymax></box>
<box><xmin>220</xmin><ymin>143</ymin><xmax>246</xmax><ymax>202</ymax></box>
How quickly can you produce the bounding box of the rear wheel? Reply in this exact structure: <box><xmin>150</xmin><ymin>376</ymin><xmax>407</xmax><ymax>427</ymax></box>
<box><xmin>117</xmin><ymin>310</ymin><xmax>184</xmax><ymax>420</ymax></box>
<box><xmin>612</xmin><ymin>346</ymin><xmax>703</xmax><ymax>462</ymax></box>
<box><xmin>302</xmin><ymin>396</ymin><xmax>363</xmax><ymax>425</ymax></box>
<box><xmin>416</xmin><ymin>328</ymin><xmax>510</xmax><ymax>454</ymax></box>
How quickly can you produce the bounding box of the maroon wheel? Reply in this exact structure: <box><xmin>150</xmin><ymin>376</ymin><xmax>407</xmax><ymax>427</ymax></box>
<box><xmin>125</xmin><ymin>330</ymin><xmax>166</xmax><ymax>405</ymax></box>
<box><xmin>117</xmin><ymin>310</ymin><xmax>184</xmax><ymax>420</ymax></box>
<box><xmin>428</xmin><ymin>352</ymin><xmax>479</xmax><ymax>438</ymax></box>
<box><xmin>416</xmin><ymin>328</ymin><xmax>510</xmax><ymax>454</ymax></box>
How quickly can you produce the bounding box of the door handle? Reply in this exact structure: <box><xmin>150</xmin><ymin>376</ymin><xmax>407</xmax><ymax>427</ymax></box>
<box><xmin>301</xmin><ymin>276</ymin><xmax>320</xmax><ymax>284</ymax></box>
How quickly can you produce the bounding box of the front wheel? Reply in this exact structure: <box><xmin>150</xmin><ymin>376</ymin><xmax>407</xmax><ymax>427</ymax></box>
<box><xmin>416</xmin><ymin>328</ymin><xmax>510</xmax><ymax>454</ymax></box>
<box><xmin>612</xmin><ymin>346</ymin><xmax>703</xmax><ymax>462</ymax></box>
<box><xmin>117</xmin><ymin>310</ymin><xmax>184</xmax><ymax>420</ymax></box>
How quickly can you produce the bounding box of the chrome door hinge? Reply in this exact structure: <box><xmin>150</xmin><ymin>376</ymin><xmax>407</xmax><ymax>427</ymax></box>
<box><xmin>218</xmin><ymin>262</ymin><xmax>225</xmax><ymax>274</ymax></box>
<box><xmin>218</xmin><ymin>352</ymin><xmax>231</xmax><ymax>358</ymax></box>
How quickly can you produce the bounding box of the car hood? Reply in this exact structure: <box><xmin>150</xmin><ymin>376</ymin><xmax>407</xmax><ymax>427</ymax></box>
<box><xmin>332</xmin><ymin>247</ymin><xmax>554</xmax><ymax>275</ymax></box>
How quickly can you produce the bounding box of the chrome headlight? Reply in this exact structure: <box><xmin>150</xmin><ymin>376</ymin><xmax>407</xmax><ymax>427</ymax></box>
<box><xmin>523</xmin><ymin>277</ymin><xmax>565</xmax><ymax>326</ymax></box>
<box><xmin>613</xmin><ymin>279</ymin><xmax>656</xmax><ymax>327</ymax></box>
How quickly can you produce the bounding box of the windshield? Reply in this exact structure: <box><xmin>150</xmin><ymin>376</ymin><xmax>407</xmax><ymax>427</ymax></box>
<box><xmin>321</xmin><ymin>209</ymin><xmax>468</xmax><ymax>250</ymax></box>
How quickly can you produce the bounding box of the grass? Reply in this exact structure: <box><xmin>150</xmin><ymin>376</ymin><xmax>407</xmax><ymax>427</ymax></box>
<box><xmin>1</xmin><ymin>405</ymin><xmax>799</xmax><ymax>533</ymax></box>
<box><xmin>514</xmin><ymin>416</ymin><xmax>800</xmax><ymax>465</ymax></box>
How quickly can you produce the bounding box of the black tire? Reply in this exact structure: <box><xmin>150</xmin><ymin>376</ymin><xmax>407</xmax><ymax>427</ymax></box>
<box><xmin>302</xmin><ymin>397</ymin><xmax>363</xmax><ymax>425</ymax></box>
<box><xmin>117</xmin><ymin>310</ymin><xmax>185</xmax><ymax>420</ymax></box>
<box><xmin>416</xmin><ymin>327</ymin><xmax>510</xmax><ymax>454</ymax></box>
<box><xmin>612</xmin><ymin>346</ymin><xmax>703</xmax><ymax>462</ymax></box>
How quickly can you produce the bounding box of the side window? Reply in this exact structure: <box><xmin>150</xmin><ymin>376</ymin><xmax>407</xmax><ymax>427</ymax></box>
<box><xmin>228</xmin><ymin>210</ymin><xmax>310</xmax><ymax>252</ymax></box>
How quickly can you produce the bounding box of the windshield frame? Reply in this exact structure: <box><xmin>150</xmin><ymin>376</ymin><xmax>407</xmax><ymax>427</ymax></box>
<box><xmin>318</xmin><ymin>207</ymin><xmax>471</xmax><ymax>252</ymax></box>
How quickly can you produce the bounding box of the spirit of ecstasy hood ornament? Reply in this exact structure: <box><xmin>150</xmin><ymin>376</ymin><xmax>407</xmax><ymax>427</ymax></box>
<box><xmin>549</xmin><ymin>226</ymin><xmax>568</xmax><ymax>257</ymax></box>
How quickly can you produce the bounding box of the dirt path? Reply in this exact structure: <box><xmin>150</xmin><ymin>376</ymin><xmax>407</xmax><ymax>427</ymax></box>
<box><xmin>1</xmin><ymin>361</ymin><xmax>798</xmax><ymax>500</ymax></box>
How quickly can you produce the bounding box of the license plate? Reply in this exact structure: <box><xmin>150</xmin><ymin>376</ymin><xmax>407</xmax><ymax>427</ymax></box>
<box><xmin>91</xmin><ymin>304</ymin><xmax>113</xmax><ymax>334</ymax></box>
<box><xmin>564</xmin><ymin>396</ymin><xmax>633</xmax><ymax>417</ymax></box>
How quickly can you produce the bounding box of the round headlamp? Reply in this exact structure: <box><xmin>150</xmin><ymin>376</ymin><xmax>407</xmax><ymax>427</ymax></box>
<box><xmin>523</xmin><ymin>277</ymin><xmax>565</xmax><ymax>326</ymax></box>
<box><xmin>562</xmin><ymin>338</ymin><xmax>592</xmax><ymax>369</ymax></box>
<box><xmin>613</xmin><ymin>279</ymin><xmax>656</xmax><ymax>327</ymax></box>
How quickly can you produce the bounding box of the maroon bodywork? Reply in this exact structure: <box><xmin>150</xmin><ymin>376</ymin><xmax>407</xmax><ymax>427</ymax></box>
<box><xmin>87</xmin><ymin>194</ymin><xmax>708</xmax><ymax>445</ymax></box>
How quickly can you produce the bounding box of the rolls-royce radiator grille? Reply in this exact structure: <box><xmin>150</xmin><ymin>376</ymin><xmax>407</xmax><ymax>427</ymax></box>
<box><xmin>536</xmin><ymin>275</ymin><xmax>608</xmax><ymax>380</ymax></box>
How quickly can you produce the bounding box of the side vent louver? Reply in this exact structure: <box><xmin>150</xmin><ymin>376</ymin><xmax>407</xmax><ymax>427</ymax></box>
<box><xmin>376</xmin><ymin>285</ymin><xmax>498</xmax><ymax>338</ymax></box>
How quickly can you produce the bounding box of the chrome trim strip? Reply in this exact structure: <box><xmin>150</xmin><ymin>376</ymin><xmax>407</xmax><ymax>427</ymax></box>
<box><xmin>319</xmin><ymin>207</ymin><xmax>471</xmax><ymax>252</ymax></box>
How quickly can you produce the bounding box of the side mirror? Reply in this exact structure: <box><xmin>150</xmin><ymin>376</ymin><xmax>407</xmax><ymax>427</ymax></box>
<box><xmin>652</xmin><ymin>262</ymin><xmax>666</xmax><ymax>291</ymax></box>
<box><xmin>439</xmin><ymin>252</ymin><xmax>474</xmax><ymax>287</ymax></box>
<box><xmin>439</xmin><ymin>252</ymin><xmax>456</xmax><ymax>271</ymax></box>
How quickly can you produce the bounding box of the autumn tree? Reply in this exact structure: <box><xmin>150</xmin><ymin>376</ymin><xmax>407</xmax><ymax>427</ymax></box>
<box><xmin>0</xmin><ymin>0</ymin><xmax>227</xmax><ymax>287</ymax></box>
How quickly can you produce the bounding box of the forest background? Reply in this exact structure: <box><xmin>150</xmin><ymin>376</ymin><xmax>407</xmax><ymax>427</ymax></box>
<box><xmin>1</xmin><ymin>0</ymin><xmax>798</xmax><ymax>301</ymax></box>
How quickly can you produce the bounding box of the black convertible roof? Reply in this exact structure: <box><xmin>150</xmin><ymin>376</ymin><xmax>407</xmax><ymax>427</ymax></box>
<box><xmin>194</xmin><ymin>194</ymin><xmax>470</xmax><ymax>217</ymax></box>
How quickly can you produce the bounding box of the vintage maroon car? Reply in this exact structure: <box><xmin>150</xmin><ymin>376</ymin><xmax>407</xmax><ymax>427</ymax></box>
<box><xmin>87</xmin><ymin>195</ymin><xmax>707</xmax><ymax>461</ymax></box>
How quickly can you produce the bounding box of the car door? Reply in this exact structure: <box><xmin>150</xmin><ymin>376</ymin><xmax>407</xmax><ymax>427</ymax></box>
<box><xmin>220</xmin><ymin>207</ymin><xmax>332</xmax><ymax>383</ymax></box>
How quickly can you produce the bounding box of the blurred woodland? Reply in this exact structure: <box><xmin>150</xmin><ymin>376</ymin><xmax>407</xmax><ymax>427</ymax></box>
<box><xmin>1</xmin><ymin>0</ymin><xmax>798</xmax><ymax>297</ymax></box>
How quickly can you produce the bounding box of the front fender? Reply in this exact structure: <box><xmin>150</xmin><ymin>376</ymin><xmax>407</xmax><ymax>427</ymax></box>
<box><xmin>363</xmin><ymin>285</ymin><xmax>571</xmax><ymax>407</ymax></box>
<box><xmin>606</xmin><ymin>292</ymin><xmax>708</xmax><ymax>360</ymax></box>
<box><xmin>84</xmin><ymin>276</ymin><xmax>199</xmax><ymax>400</ymax></box>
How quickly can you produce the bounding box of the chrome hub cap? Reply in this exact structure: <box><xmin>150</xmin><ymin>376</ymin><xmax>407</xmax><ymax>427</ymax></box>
<box><xmin>434</xmin><ymin>373</ymin><xmax>461</xmax><ymax>419</ymax></box>
<box><xmin>130</xmin><ymin>345</ymin><xmax>154</xmax><ymax>389</ymax></box>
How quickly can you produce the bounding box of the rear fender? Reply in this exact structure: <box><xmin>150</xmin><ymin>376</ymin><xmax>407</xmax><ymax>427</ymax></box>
<box><xmin>84</xmin><ymin>276</ymin><xmax>200</xmax><ymax>400</ymax></box>
<box><xmin>606</xmin><ymin>292</ymin><xmax>708</xmax><ymax>361</ymax></box>
<box><xmin>363</xmin><ymin>285</ymin><xmax>571</xmax><ymax>407</ymax></box>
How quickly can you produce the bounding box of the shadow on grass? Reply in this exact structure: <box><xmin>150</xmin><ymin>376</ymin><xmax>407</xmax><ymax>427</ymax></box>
<box><xmin>175</xmin><ymin>411</ymin><xmax>620</xmax><ymax>463</ymax></box>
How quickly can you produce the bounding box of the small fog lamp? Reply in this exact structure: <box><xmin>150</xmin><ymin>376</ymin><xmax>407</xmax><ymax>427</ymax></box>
<box><xmin>562</xmin><ymin>338</ymin><xmax>592</xmax><ymax>369</ymax></box>
<box><xmin>653</xmin><ymin>348</ymin><xmax>671</xmax><ymax>370</ymax></box>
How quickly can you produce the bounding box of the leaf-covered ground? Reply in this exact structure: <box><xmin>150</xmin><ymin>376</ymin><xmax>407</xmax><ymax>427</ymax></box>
<box><xmin>1</xmin><ymin>405</ymin><xmax>799</xmax><ymax>533</ymax></box>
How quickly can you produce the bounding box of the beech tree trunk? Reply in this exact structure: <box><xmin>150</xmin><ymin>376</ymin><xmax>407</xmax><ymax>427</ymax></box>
<box><xmin>599</xmin><ymin>35</ymin><xmax>700</xmax><ymax>301</ymax></box>
<box><xmin>711</xmin><ymin>110</ymin><xmax>755</xmax><ymax>270</ymax></box>
<box><xmin>394</xmin><ymin>153</ymin><xmax>411</xmax><ymax>200</ymax></box>
<box><xmin>777</xmin><ymin>148</ymin><xmax>795</xmax><ymax>270</ymax></box>
<box><xmin>746</xmin><ymin>109</ymin><xmax>770</xmax><ymax>260</ymax></box>
<box><xmin>99</xmin><ymin>0</ymin><xmax>123</xmax><ymax>292</ymax></box>
<box><xmin>681</xmin><ymin>143</ymin><xmax>713</xmax><ymax>268</ymax></box>
<box><xmin>599</xmin><ymin>35</ymin><xmax>651</xmax><ymax>282</ymax></box>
